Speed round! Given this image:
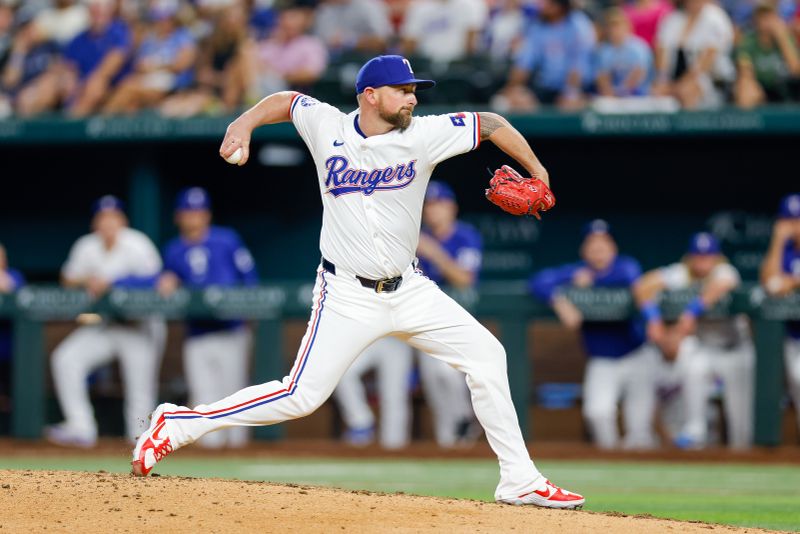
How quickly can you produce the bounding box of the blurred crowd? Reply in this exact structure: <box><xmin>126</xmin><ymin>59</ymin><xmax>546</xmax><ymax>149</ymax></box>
<box><xmin>0</xmin><ymin>0</ymin><xmax>799</xmax><ymax>118</ymax></box>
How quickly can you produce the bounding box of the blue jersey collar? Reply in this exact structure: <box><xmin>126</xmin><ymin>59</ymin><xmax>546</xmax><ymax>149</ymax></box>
<box><xmin>354</xmin><ymin>114</ymin><xmax>368</xmax><ymax>139</ymax></box>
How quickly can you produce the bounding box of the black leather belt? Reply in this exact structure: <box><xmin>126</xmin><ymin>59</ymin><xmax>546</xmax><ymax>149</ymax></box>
<box><xmin>322</xmin><ymin>257</ymin><xmax>403</xmax><ymax>293</ymax></box>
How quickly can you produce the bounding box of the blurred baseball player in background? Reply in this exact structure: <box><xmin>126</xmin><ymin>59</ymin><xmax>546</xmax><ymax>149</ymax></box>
<box><xmin>637</xmin><ymin>232</ymin><xmax>753</xmax><ymax>449</ymax></box>
<box><xmin>333</xmin><ymin>181</ymin><xmax>482</xmax><ymax>450</ymax></box>
<box><xmin>333</xmin><ymin>333</ymin><xmax>414</xmax><ymax>449</ymax></box>
<box><xmin>530</xmin><ymin>220</ymin><xmax>659</xmax><ymax>450</ymax></box>
<box><xmin>46</xmin><ymin>195</ymin><xmax>165</xmax><ymax>447</ymax></box>
<box><xmin>761</xmin><ymin>193</ymin><xmax>800</xmax><ymax>431</ymax></box>
<box><xmin>416</xmin><ymin>181</ymin><xmax>483</xmax><ymax>448</ymax></box>
<box><xmin>0</xmin><ymin>243</ymin><xmax>25</xmax><ymax>413</ymax></box>
<box><xmin>134</xmin><ymin>54</ymin><xmax>584</xmax><ymax>509</ymax></box>
<box><xmin>157</xmin><ymin>186</ymin><xmax>259</xmax><ymax>449</ymax></box>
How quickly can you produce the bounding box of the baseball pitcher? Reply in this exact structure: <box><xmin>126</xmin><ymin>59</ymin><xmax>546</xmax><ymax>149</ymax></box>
<box><xmin>132</xmin><ymin>55</ymin><xmax>583</xmax><ymax>508</ymax></box>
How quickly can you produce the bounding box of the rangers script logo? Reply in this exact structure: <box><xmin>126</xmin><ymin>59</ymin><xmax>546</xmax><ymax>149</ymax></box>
<box><xmin>324</xmin><ymin>156</ymin><xmax>417</xmax><ymax>197</ymax></box>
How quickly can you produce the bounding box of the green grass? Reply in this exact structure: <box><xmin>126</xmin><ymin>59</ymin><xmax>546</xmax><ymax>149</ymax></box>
<box><xmin>1</xmin><ymin>456</ymin><xmax>798</xmax><ymax>531</ymax></box>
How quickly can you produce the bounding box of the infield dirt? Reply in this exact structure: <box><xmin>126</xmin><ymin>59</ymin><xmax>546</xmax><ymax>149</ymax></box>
<box><xmin>0</xmin><ymin>469</ymin><xmax>778</xmax><ymax>533</ymax></box>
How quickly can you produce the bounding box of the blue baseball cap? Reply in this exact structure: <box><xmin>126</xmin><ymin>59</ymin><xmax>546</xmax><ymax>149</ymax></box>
<box><xmin>176</xmin><ymin>186</ymin><xmax>211</xmax><ymax>211</ymax></box>
<box><xmin>355</xmin><ymin>55</ymin><xmax>435</xmax><ymax>94</ymax></box>
<box><xmin>779</xmin><ymin>193</ymin><xmax>800</xmax><ymax>219</ymax></box>
<box><xmin>92</xmin><ymin>195</ymin><xmax>124</xmax><ymax>215</ymax></box>
<box><xmin>687</xmin><ymin>232</ymin><xmax>721</xmax><ymax>255</ymax></box>
<box><xmin>425</xmin><ymin>181</ymin><xmax>456</xmax><ymax>202</ymax></box>
<box><xmin>425</xmin><ymin>180</ymin><xmax>456</xmax><ymax>202</ymax></box>
<box><xmin>582</xmin><ymin>219</ymin><xmax>612</xmax><ymax>237</ymax></box>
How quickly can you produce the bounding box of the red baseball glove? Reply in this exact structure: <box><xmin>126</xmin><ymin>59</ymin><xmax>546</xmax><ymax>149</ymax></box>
<box><xmin>485</xmin><ymin>165</ymin><xmax>555</xmax><ymax>219</ymax></box>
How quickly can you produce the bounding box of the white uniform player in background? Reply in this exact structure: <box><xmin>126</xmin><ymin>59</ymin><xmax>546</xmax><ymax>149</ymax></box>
<box><xmin>636</xmin><ymin>232</ymin><xmax>754</xmax><ymax>449</ymax></box>
<box><xmin>333</xmin><ymin>181</ymin><xmax>482</xmax><ymax>450</ymax></box>
<box><xmin>47</xmin><ymin>195</ymin><xmax>165</xmax><ymax>447</ymax></box>
<box><xmin>158</xmin><ymin>187</ymin><xmax>259</xmax><ymax>449</ymax></box>
<box><xmin>334</xmin><ymin>336</ymin><xmax>414</xmax><ymax>449</ymax></box>
<box><xmin>133</xmin><ymin>55</ymin><xmax>584</xmax><ymax>509</ymax></box>
<box><xmin>415</xmin><ymin>182</ymin><xmax>483</xmax><ymax>448</ymax></box>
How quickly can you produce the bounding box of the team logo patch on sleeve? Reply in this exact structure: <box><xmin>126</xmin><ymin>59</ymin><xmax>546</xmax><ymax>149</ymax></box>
<box><xmin>449</xmin><ymin>113</ymin><xmax>466</xmax><ymax>127</ymax></box>
<box><xmin>299</xmin><ymin>96</ymin><xmax>320</xmax><ymax>107</ymax></box>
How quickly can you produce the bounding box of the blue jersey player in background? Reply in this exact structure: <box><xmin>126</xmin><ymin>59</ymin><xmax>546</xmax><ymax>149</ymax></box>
<box><xmin>761</xmin><ymin>193</ymin><xmax>800</xmax><ymax>434</ymax></box>
<box><xmin>416</xmin><ymin>181</ymin><xmax>484</xmax><ymax>447</ymax></box>
<box><xmin>158</xmin><ymin>187</ymin><xmax>259</xmax><ymax>449</ymax></box>
<box><xmin>333</xmin><ymin>181</ymin><xmax>484</xmax><ymax>449</ymax></box>
<box><xmin>529</xmin><ymin>220</ymin><xmax>659</xmax><ymax>450</ymax></box>
<box><xmin>0</xmin><ymin>243</ymin><xmax>25</xmax><ymax>419</ymax></box>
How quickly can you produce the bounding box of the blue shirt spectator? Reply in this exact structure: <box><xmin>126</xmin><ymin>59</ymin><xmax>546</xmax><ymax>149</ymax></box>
<box><xmin>513</xmin><ymin>1</ymin><xmax>595</xmax><ymax>100</ymax></box>
<box><xmin>594</xmin><ymin>9</ymin><xmax>653</xmax><ymax>96</ymax></box>
<box><xmin>136</xmin><ymin>25</ymin><xmax>196</xmax><ymax>91</ymax></box>
<box><xmin>161</xmin><ymin>188</ymin><xmax>259</xmax><ymax>336</ymax></box>
<box><xmin>64</xmin><ymin>19</ymin><xmax>131</xmax><ymax>83</ymax></box>
<box><xmin>529</xmin><ymin>221</ymin><xmax>645</xmax><ymax>358</ymax></box>
<box><xmin>60</xmin><ymin>0</ymin><xmax>132</xmax><ymax>117</ymax></box>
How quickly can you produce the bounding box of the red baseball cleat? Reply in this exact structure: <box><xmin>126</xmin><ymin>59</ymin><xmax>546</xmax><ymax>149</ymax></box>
<box><xmin>131</xmin><ymin>403</ymin><xmax>178</xmax><ymax>477</ymax></box>
<box><xmin>499</xmin><ymin>479</ymin><xmax>585</xmax><ymax>509</ymax></box>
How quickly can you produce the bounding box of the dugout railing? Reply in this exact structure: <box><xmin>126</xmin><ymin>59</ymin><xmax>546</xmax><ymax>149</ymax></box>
<box><xmin>1</xmin><ymin>284</ymin><xmax>798</xmax><ymax>445</ymax></box>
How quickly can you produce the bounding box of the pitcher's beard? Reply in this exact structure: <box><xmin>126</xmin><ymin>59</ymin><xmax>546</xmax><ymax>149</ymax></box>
<box><xmin>379</xmin><ymin>107</ymin><xmax>413</xmax><ymax>129</ymax></box>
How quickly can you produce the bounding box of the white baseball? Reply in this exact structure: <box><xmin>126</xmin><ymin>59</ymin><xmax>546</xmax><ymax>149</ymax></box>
<box><xmin>225</xmin><ymin>147</ymin><xmax>243</xmax><ymax>165</ymax></box>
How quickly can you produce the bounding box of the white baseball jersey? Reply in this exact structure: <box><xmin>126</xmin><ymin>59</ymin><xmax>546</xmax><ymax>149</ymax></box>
<box><xmin>660</xmin><ymin>261</ymin><xmax>748</xmax><ymax>348</ymax></box>
<box><xmin>62</xmin><ymin>227</ymin><xmax>162</xmax><ymax>282</ymax></box>
<box><xmin>153</xmin><ymin>94</ymin><xmax>559</xmax><ymax>503</ymax></box>
<box><xmin>289</xmin><ymin>93</ymin><xmax>480</xmax><ymax>280</ymax></box>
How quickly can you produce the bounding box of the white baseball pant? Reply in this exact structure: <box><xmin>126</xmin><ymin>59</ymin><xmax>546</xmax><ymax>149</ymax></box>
<box><xmin>163</xmin><ymin>264</ymin><xmax>543</xmax><ymax>501</ymax></box>
<box><xmin>786</xmin><ymin>338</ymin><xmax>800</xmax><ymax>429</ymax></box>
<box><xmin>334</xmin><ymin>336</ymin><xmax>413</xmax><ymax>449</ymax></box>
<box><xmin>582</xmin><ymin>344</ymin><xmax>660</xmax><ymax>450</ymax></box>
<box><xmin>419</xmin><ymin>353</ymin><xmax>475</xmax><ymax>447</ymax></box>
<box><xmin>184</xmin><ymin>328</ymin><xmax>251</xmax><ymax>448</ymax></box>
<box><xmin>52</xmin><ymin>319</ymin><xmax>165</xmax><ymax>442</ymax></box>
<box><xmin>673</xmin><ymin>336</ymin><xmax>755</xmax><ymax>448</ymax></box>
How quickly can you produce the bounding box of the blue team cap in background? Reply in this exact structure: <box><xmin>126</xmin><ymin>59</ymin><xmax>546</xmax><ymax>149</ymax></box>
<box><xmin>582</xmin><ymin>219</ymin><xmax>612</xmax><ymax>237</ymax></box>
<box><xmin>687</xmin><ymin>232</ymin><xmax>721</xmax><ymax>255</ymax></box>
<box><xmin>355</xmin><ymin>55</ymin><xmax>435</xmax><ymax>94</ymax></box>
<box><xmin>779</xmin><ymin>193</ymin><xmax>800</xmax><ymax>219</ymax></box>
<box><xmin>176</xmin><ymin>187</ymin><xmax>211</xmax><ymax>211</ymax></box>
<box><xmin>92</xmin><ymin>195</ymin><xmax>124</xmax><ymax>215</ymax></box>
<box><xmin>425</xmin><ymin>181</ymin><xmax>456</xmax><ymax>202</ymax></box>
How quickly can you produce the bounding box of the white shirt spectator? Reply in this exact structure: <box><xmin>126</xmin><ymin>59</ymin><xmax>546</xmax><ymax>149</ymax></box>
<box><xmin>62</xmin><ymin>228</ymin><xmax>162</xmax><ymax>283</ymax></box>
<box><xmin>402</xmin><ymin>0</ymin><xmax>488</xmax><ymax>63</ymax></box>
<box><xmin>656</xmin><ymin>2</ymin><xmax>735</xmax><ymax>83</ymax></box>
<box><xmin>484</xmin><ymin>0</ymin><xmax>532</xmax><ymax>61</ymax></box>
<box><xmin>313</xmin><ymin>0</ymin><xmax>392</xmax><ymax>53</ymax></box>
<box><xmin>33</xmin><ymin>2</ymin><xmax>89</xmax><ymax>46</ymax></box>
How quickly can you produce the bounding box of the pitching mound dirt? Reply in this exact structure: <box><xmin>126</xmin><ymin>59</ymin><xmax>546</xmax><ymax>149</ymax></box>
<box><xmin>0</xmin><ymin>469</ymin><xmax>773</xmax><ymax>533</ymax></box>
